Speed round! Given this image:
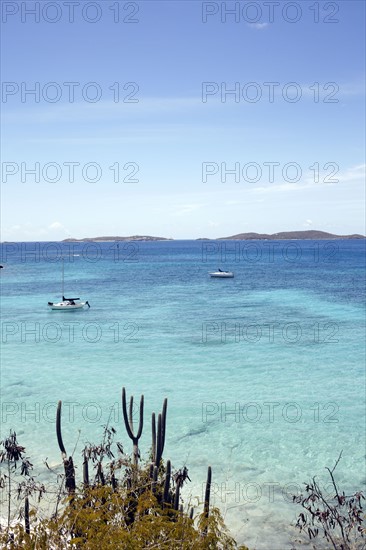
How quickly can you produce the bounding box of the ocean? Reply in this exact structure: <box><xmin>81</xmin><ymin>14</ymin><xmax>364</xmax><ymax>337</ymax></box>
<box><xmin>0</xmin><ymin>239</ymin><xmax>365</xmax><ymax>548</ymax></box>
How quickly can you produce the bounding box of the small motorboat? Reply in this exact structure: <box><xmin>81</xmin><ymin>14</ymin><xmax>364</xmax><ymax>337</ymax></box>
<box><xmin>48</xmin><ymin>296</ymin><xmax>90</xmax><ymax>310</ymax></box>
<box><xmin>209</xmin><ymin>269</ymin><xmax>234</xmax><ymax>278</ymax></box>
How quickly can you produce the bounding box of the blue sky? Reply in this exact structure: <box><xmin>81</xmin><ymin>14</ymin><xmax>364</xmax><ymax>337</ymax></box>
<box><xmin>1</xmin><ymin>0</ymin><xmax>365</xmax><ymax>240</ymax></box>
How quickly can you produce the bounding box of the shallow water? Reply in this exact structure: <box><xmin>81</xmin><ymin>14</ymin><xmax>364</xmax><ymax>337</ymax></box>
<box><xmin>1</xmin><ymin>239</ymin><xmax>365</xmax><ymax>548</ymax></box>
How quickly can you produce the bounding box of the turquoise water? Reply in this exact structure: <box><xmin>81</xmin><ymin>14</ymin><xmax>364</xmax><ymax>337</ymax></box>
<box><xmin>1</xmin><ymin>240</ymin><xmax>365</xmax><ymax>548</ymax></box>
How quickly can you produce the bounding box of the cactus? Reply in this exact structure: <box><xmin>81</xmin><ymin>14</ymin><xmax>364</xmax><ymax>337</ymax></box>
<box><xmin>151</xmin><ymin>465</ymin><xmax>158</xmax><ymax>493</ymax></box>
<box><xmin>83</xmin><ymin>452</ymin><xmax>89</xmax><ymax>488</ymax></box>
<box><xmin>162</xmin><ymin>459</ymin><xmax>171</xmax><ymax>506</ymax></box>
<box><xmin>56</xmin><ymin>401</ymin><xmax>75</xmax><ymax>496</ymax></box>
<box><xmin>96</xmin><ymin>462</ymin><xmax>105</xmax><ymax>485</ymax></box>
<box><xmin>204</xmin><ymin>466</ymin><xmax>212</xmax><ymax>518</ymax></box>
<box><xmin>122</xmin><ymin>388</ymin><xmax>144</xmax><ymax>466</ymax></box>
<box><xmin>24</xmin><ymin>496</ymin><xmax>30</xmax><ymax>535</ymax></box>
<box><xmin>174</xmin><ymin>482</ymin><xmax>180</xmax><ymax>511</ymax></box>
<box><xmin>160</xmin><ymin>398</ymin><xmax>167</xmax><ymax>455</ymax></box>
<box><xmin>155</xmin><ymin>413</ymin><xmax>163</xmax><ymax>467</ymax></box>
<box><xmin>203</xmin><ymin>466</ymin><xmax>212</xmax><ymax>535</ymax></box>
<box><xmin>151</xmin><ymin>397</ymin><xmax>168</xmax><ymax>469</ymax></box>
<box><xmin>53</xmin><ymin>391</ymin><xmax>216</xmax><ymax>540</ymax></box>
<box><xmin>151</xmin><ymin>412</ymin><xmax>156</xmax><ymax>462</ymax></box>
<box><xmin>56</xmin><ymin>401</ymin><xmax>66</xmax><ymax>456</ymax></box>
<box><xmin>111</xmin><ymin>467</ymin><xmax>117</xmax><ymax>491</ymax></box>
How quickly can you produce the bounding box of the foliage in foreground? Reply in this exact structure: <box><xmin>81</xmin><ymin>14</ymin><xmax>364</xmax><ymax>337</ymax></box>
<box><xmin>0</xmin><ymin>388</ymin><xmax>249</xmax><ymax>549</ymax></box>
<box><xmin>1</xmin><ymin>483</ymin><xmax>247</xmax><ymax>549</ymax></box>
<box><xmin>1</xmin><ymin>388</ymin><xmax>364</xmax><ymax>549</ymax></box>
<box><xmin>293</xmin><ymin>452</ymin><xmax>365</xmax><ymax>550</ymax></box>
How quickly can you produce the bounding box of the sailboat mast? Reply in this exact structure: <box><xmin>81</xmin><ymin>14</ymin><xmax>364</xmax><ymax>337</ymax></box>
<box><xmin>61</xmin><ymin>258</ymin><xmax>64</xmax><ymax>299</ymax></box>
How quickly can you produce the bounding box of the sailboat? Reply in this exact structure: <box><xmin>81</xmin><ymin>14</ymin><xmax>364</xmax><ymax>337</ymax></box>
<box><xmin>48</xmin><ymin>258</ymin><xmax>90</xmax><ymax>310</ymax></box>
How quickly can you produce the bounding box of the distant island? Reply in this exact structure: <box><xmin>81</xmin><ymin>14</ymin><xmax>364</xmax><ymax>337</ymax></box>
<box><xmin>215</xmin><ymin>230</ymin><xmax>365</xmax><ymax>240</ymax></box>
<box><xmin>62</xmin><ymin>230</ymin><xmax>365</xmax><ymax>242</ymax></box>
<box><xmin>62</xmin><ymin>235</ymin><xmax>173</xmax><ymax>242</ymax></box>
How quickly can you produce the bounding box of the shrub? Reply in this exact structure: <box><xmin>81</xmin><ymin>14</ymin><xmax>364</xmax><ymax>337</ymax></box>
<box><xmin>0</xmin><ymin>388</ymin><xmax>249</xmax><ymax>549</ymax></box>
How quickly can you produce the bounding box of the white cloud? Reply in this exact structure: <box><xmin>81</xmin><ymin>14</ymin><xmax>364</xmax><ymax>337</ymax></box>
<box><xmin>248</xmin><ymin>22</ymin><xmax>268</xmax><ymax>30</ymax></box>
<box><xmin>301</xmin><ymin>163</ymin><xmax>365</xmax><ymax>186</ymax></box>
<box><xmin>224</xmin><ymin>200</ymin><xmax>241</xmax><ymax>205</ymax></box>
<box><xmin>249</xmin><ymin>163</ymin><xmax>365</xmax><ymax>196</ymax></box>
<box><xmin>172</xmin><ymin>203</ymin><xmax>202</xmax><ymax>216</ymax></box>
<box><xmin>1</xmin><ymin>221</ymin><xmax>71</xmax><ymax>241</ymax></box>
<box><xmin>2</xmin><ymin>97</ymin><xmax>209</xmax><ymax>126</ymax></box>
<box><xmin>250</xmin><ymin>182</ymin><xmax>307</xmax><ymax>194</ymax></box>
<box><xmin>339</xmin><ymin>82</ymin><xmax>365</xmax><ymax>97</ymax></box>
<box><xmin>337</xmin><ymin>164</ymin><xmax>365</xmax><ymax>182</ymax></box>
<box><xmin>49</xmin><ymin>221</ymin><xmax>63</xmax><ymax>230</ymax></box>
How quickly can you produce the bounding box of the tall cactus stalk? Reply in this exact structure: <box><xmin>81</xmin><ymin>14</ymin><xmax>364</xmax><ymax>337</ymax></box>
<box><xmin>56</xmin><ymin>401</ymin><xmax>66</xmax><ymax>456</ymax></box>
<box><xmin>83</xmin><ymin>451</ymin><xmax>89</xmax><ymax>488</ymax></box>
<box><xmin>151</xmin><ymin>465</ymin><xmax>158</xmax><ymax>493</ymax></box>
<box><xmin>122</xmin><ymin>388</ymin><xmax>144</xmax><ymax>466</ymax></box>
<box><xmin>97</xmin><ymin>462</ymin><xmax>105</xmax><ymax>485</ymax></box>
<box><xmin>151</xmin><ymin>397</ymin><xmax>168</xmax><ymax>470</ymax></box>
<box><xmin>155</xmin><ymin>413</ymin><xmax>163</xmax><ymax>467</ymax></box>
<box><xmin>111</xmin><ymin>466</ymin><xmax>117</xmax><ymax>491</ymax></box>
<box><xmin>151</xmin><ymin>412</ymin><xmax>156</xmax><ymax>462</ymax></box>
<box><xmin>56</xmin><ymin>401</ymin><xmax>75</xmax><ymax>496</ymax></box>
<box><xmin>163</xmin><ymin>459</ymin><xmax>171</xmax><ymax>507</ymax></box>
<box><xmin>204</xmin><ymin>466</ymin><xmax>212</xmax><ymax>518</ymax></box>
<box><xmin>161</xmin><ymin>398</ymin><xmax>167</xmax><ymax>455</ymax></box>
<box><xmin>203</xmin><ymin>466</ymin><xmax>212</xmax><ymax>535</ymax></box>
<box><xmin>174</xmin><ymin>482</ymin><xmax>180</xmax><ymax>511</ymax></box>
<box><xmin>24</xmin><ymin>496</ymin><xmax>30</xmax><ymax>535</ymax></box>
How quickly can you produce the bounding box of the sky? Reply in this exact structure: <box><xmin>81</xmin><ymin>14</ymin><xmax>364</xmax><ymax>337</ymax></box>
<box><xmin>1</xmin><ymin>0</ymin><xmax>365</xmax><ymax>240</ymax></box>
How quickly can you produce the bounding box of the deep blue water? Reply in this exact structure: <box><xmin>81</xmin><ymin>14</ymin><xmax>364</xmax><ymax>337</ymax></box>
<box><xmin>0</xmin><ymin>239</ymin><xmax>365</xmax><ymax>548</ymax></box>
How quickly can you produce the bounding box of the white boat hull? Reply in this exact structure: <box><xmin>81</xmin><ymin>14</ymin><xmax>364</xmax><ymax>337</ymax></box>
<box><xmin>48</xmin><ymin>301</ymin><xmax>89</xmax><ymax>310</ymax></box>
<box><xmin>209</xmin><ymin>272</ymin><xmax>234</xmax><ymax>278</ymax></box>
